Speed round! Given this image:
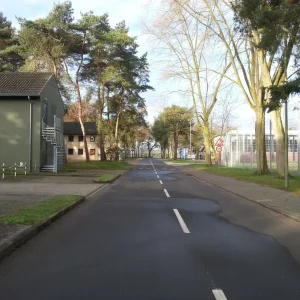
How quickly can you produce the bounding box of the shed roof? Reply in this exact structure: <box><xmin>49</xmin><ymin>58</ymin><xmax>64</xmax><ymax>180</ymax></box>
<box><xmin>0</xmin><ymin>72</ymin><xmax>53</xmax><ymax>96</ymax></box>
<box><xmin>63</xmin><ymin>122</ymin><xmax>98</xmax><ymax>135</ymax></box>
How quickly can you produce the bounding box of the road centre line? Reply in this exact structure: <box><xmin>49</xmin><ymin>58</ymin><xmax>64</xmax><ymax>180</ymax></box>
<box><xmin>157</xmin><ymin>175</ymin><xmax>160</xmax><ymax>178</ymax></box>
<box><xmin>212</xmin><ymin>289</ymin><xmax>228</xmax><ymax>300</ymax></box>
<box><xmin>150</xmin><ymin>159</ymin><xmax>156</xmax><ymax>171</ymax></box>
<box><xmin>164</xmin><ymin>189</ymin><xmax>170</xmax><ymax>197</ymax></box>
<box><xmin>173</xmin><ymin>209</ymin><xmax>190</xmax><ymax>234</ymax></box>
<box><xmin>159</xmin><ymin>180</ymin><xmax>163</xmax><ymax>185</ymax></box>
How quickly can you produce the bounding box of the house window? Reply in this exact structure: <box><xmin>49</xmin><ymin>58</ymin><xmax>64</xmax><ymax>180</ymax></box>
<box><xmin>90</xmin><ymin>136</ymin><xmax>95</xmax><ymax>142</ymax></box>
<box><xmin>68</xmin><ymin>149</ymin><xmax>74</xmax><ymax>155</ymax></box>
<box><xmin>90</xmin><ymin>149</ymin><xmax>96</xmax><ymax>155</ymax></box>
<box><xmin>78</xmin><ymin>149</ymin><xmax>84</xmax><ymax>155</ymax></box>
<box><xmin>78</xmin><ymin>135</ymin><xmax>84</xmax><ymax>142</ymax></box>
<box><xmin>68</xmin><ymin>135</ymin><xmax>74</xmax><ymax>142</ymax></box>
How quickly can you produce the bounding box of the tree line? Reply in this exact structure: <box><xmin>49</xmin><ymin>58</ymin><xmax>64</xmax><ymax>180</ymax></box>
<box><xmin>0</xmin><ymin>1</ymin><xmax>153</xmax><ymax>161</ymax></box>
<box><xmin>145</xmin><ymin>0</ymin><xmax>300</xmax><ymax>176</ymax></box>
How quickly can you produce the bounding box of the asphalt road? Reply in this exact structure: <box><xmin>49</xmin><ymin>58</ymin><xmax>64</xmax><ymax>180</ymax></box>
<box><xmin>1</xmin><ymin>158</ymin><xmax>300</xmax><ymax>300</ymax></box>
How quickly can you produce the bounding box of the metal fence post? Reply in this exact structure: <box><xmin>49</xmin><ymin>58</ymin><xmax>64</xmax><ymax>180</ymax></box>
<box><xmin>236</xmin><ymin>132</ymin><xmax>239</xmax><ymax>167</ymax></box>
<box><xmin>250</xmin><ymin>134</ymin><xmax>253</xmax><ymax>169</ymax></box>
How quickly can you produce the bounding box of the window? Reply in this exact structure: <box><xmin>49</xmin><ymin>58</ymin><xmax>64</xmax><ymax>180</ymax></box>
<box><xmin>68</xmin><ymin>148</ymin><xmax>74</xmax><ymax>155</ymax></box>
<box><xmin>68</xmin><ymin>135</ymin><xmax>74</xmax><ymax>142</ymax></box>
<box><xmin>78</xmin><ymin>149</ymin><xmax>84</xmax><ymax>155</ymax></box>
<box><xmin>90</xmin><ymin>149</ymin><xmax>96</xmax><ymax>155</ymax></box>
<box><xmin>90</xmin><ymin>135</ymin><xmax>95</xmax><ymax>142</ymax></box>
<box><xmin>78</xmin><ymin>135</ymin><xmax>84</xmax><ymax>142</ymax></box>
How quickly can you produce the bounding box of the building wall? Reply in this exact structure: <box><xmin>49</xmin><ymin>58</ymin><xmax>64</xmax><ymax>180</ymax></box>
<box><xmin>39</xmin><ymin>77</ymin><xmax>65</xmax><ymax>166</ymax></box>
<box><xmin>65</xmin><ymin>134</ymin><xmax>100</xmax><ymax>161</ymax></box>
<box><xmin>0</xmin><ymin>99</ymin><xmax>40</xmax><ymax>169</ymax></box>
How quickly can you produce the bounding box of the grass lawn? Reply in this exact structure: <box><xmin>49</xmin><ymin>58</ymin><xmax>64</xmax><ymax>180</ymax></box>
<box><xmin>64</xmin><ymin>160</ymin><xmax>132</xmax><ymax>171</ymax></box>
<box><xmin>0</xmin><ymin>195</ymin><xmax>82</xmax><ymax>225</ymax></box>
<box><xmin>189</xmin><ymin>164</ymin><xmax>300</xmax><ymax>193</ymax></box>
<box><xmin>93</xmin><ymin>174</ymin><xmax>118</xmax><ymax>183</ymax></box>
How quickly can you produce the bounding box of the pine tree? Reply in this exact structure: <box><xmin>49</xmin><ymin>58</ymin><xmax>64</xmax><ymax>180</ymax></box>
<box><xmin>0</xmin><ymin>12</ymin><xmax>23</xmax><ymax>71</ymax></box>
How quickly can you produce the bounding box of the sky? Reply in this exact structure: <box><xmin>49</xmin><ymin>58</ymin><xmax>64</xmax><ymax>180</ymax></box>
<box><xmin>2</xmin><ymin>0</ymin><xmax>299</xmax><ymax>130</ymax></box>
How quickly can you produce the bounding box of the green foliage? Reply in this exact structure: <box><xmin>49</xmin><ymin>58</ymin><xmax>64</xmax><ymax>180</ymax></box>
<box><xmin>152</xmin><ymin>105</ymin><xmax>194</xmax><ymax>158</ymax></box>
<box><xmin>105</xmin><ymin>146</ymin><xmax>121</xmax><ymax>161</ymax></box>
<box><xmin>152</xmin><ymin>118</ymin><xmax>170</xmax><ymax>150</ymax></box>
<box><xmin>232</xmin><ymin>0</ymin><xmax>300</xmax><ymax>110</ymax></box>
<box><xmin>268</xmin><ymin>77</ymin><xmax>300</xmax><ymax>111</ymax></box>
<box><xmin>232</xmin><ymin>0</ymin><xmax>300</xmax><ymax>51</ymax></box>
<box><xmin>160</xmin><ymin>105</ymin><xmax>193</xmax><ymax>137</ymax></box>
<box><xmin>2</xmin><ymin>2</ymin><xmax>152</xmax><ymax>155</ymax></box>
<box><xmin>0</xmin><ymin>12</ymin><xmax>24</xmax><ymax>71</ymax></box>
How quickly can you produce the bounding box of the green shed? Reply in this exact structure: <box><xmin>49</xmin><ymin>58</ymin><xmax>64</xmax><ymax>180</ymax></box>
<box><xmin>0</xmin><ymin>72</ymin><xmax>65</xmax><ymax>172</ymax></box>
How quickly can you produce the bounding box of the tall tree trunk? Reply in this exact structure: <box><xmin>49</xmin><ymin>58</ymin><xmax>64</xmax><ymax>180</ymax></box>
<box><xmin>75</xmin><ymin>82</ymin><xmax>89</xmax><ymax>162</ymax></box>
<box><xmin>270</xmin><ymin>109</ymin><xmax>285</xmax><ymax>177</ymax></box>
<box><xmin>114</xmin><ymin>112</ymin><xmax>121</xmax><ymax>161</ymax></box>
<box><xmin>98</xmin><ymin>112</ymin><xmax>106</xmax><ymax>161</ymax></box>
<box><xmin>203</xmin><ymin>124</ymin><xmax>211</xmax><ymax>165</ymax></box>
<box><xmin>173</xmin><ymin>130</ymin><xmax>178</xmax><ymax>160</ymax></box>
<box><xmin>115</xmin><ymin>113</ymin><xmax>120</xmax><ymax>145</ymax></box>
<box><xmin>255</xmin><ymin>105</ymin><xmax>269</xmax><ymax>174</ymax></box>
<box><xmin>78</xmin><ymin>116</ymin><xmax>90</xmax><ymax>162</ymax></box>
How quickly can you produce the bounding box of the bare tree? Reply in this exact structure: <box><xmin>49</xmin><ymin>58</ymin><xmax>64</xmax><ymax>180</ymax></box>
<box><xmin>173</xmin><ymin>0</ymin><xmax>299</xmax><ymax>176</ymax></box>
<box><xmin>144</xmin><ymin>0</ymin><xmax>231</xmax><ymax>165</ymax></box>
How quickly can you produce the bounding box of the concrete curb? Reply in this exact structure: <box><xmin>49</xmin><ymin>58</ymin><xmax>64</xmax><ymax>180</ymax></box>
<box><xmin>0</xmin><ymin>196</ymin><xmax>87</xmax><ymax>262</ymax></box>
<box><xmin>172</xmin><ymin>165</ymin><xmax>300</xmax><ymax>224</ymax></box>
<box><xmin>93</xmin><ymin>174</ymin><xmax>121</xmax><ymax>184</ymax></box>
<box><xmin>92</xmin><ymin>169</ymin><xmax>130</xmax><ymax>184</ymax></box>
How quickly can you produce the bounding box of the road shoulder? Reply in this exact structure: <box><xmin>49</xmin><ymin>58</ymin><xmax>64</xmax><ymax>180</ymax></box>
<box><xmin>174</xmin><ymin>165</ymin><xmax>300</xmax><ymax>223</ymax></box>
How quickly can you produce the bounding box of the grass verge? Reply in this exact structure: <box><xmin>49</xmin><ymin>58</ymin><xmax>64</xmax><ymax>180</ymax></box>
<box><xmin>189</xmin><ymin>164</ymin><xmax>300</xmax><ymax>193</ymax></box>
<box><xmin>64</xmin><ymin>161</ymin><xmax>132</xmax><ymax>171</ymax></box>
<box><xmin>168</xmin><ymin>159</ymin><xmax>200</xmax><ymax>164</ymax></box>
<box><xmin>0</xmin><ymin>195</ymin><xmax>82</xmax><ymax>225</ymax></box>
<box><xmin>2</xmin><ymin>170</ymin><xmax>26</xmax><ymax>175</ymax></box>
<box><xmin>93</xmin><ymin>174</ymin><xmax>118</xmax><ymax>183</ymax></box>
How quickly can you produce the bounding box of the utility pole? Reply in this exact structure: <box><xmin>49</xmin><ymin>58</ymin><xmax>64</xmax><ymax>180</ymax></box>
<box><xmin>190</xmin><ymin>118</ymin><xmax>192</xmax><ymax>160</ymax></box>
<box><xmin>284</xmin><ymin>42</ymin><xmax>289</xmax><ymax>189</ymax></box>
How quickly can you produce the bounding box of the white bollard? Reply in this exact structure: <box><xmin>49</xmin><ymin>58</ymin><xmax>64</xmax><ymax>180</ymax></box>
<box><xmin>14</xmin><ymin>162</ymin><xmax>16</xmax><ymax>177</ymax></box>
<box><xmin>2</xmin><ymin>163</ymin><xmax>4</xmax><ymax>180</ymax></box>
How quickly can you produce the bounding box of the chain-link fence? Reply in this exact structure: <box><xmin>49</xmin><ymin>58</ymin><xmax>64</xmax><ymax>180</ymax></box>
<box><xmin>220</xmin><ymin>129</ymin><xmax>300</xmax><ymax>175</ymax></box>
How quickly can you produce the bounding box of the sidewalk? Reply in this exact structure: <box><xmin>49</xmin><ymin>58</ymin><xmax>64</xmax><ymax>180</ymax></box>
<box><xmin>175</xmin><ymin>165</ymin><xmax>300</xmax><ymax>222</ymax></box>
<box><xmin>0</xmin><ymin>169</ymin><xmax>125</xmax><ymax>260</ymax></box>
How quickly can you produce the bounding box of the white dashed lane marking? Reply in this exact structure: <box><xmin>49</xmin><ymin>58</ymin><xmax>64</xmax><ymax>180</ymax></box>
<box><xmin>173</xmin><ymin>209</ymin><xmax>190</xmax><ymax>234</ymax></box>
<box><xmin>212</xmin><ymin>289</ymin><xmax>228</xmax><ymax>300</ymax></box>
<box><xmin>164</xmin><ymin>189</ymin><xmax>170</xmax><ymax>197</ymax></box>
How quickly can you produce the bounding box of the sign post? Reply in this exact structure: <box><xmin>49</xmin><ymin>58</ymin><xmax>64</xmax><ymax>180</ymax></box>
<box><xmin>215</xmin><ymin>138</ymin><xmax>223</xmax><ymax>169</ymax></box>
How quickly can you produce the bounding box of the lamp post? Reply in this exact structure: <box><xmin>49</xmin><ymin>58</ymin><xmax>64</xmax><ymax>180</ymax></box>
<box><xmin>284</xmin><ymin>100</ymin><xmax>289</xmax><ymax>188</ymax></box>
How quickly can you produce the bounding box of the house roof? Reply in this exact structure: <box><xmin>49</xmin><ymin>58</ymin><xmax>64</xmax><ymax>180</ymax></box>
<box><xmin>0</xmin><ymin>72</ymin><xmax>53</xmax><ymax>96</ymax></box>
<box><xmin>63</xmin><ymin>122</ymin><xmax>98</xmax><ymax>135</ymax></box>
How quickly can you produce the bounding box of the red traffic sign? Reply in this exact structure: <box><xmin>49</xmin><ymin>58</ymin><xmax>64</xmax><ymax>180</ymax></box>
<box><xmin>215</xmin><ymin>138</ymin><xmax>223</xmax><ymax>147</ymax></box>
<box><xmin>216</xmin><ymin>146</ymin><xmax>222</xmax><ymax>153</ymax></box>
